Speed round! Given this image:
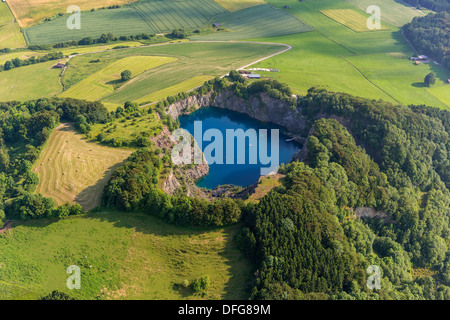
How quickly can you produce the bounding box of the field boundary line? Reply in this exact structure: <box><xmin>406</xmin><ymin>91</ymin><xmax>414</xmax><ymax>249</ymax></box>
<box><xmin>339</xmin><ymin>56</ymin><xmax>400</xmax><ymax>104</ymax></box>
<box><xmin>132</xmin><ymin>40</ymin><xmax>292</xmax><ymax>108</ymax></box>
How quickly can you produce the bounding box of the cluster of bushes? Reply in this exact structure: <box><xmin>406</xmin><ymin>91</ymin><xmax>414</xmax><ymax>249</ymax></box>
<box><xmin>170</xmin><ymin>29</ymin><xmax>188</xmax><ymax>39</ymax></box>
<box><xmin>0</xmin><ymin>51</ymin><xmax>64</xmax><ymax>72</ymax></box>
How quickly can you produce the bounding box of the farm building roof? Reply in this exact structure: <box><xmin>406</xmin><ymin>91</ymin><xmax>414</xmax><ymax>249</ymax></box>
<box><xmin>248</xmin><ymin>74</ymin><xmax>261</xmax><ymax>79</ymax></box>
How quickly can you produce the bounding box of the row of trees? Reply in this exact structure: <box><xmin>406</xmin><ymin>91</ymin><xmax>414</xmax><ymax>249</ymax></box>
<box><xmin>1</xmin><ymin>51</ymin><xmax>64</xmax><ymax>72</ymax></box>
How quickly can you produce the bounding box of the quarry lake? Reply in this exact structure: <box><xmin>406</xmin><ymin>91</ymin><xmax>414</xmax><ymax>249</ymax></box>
<box><xmin>179</xmin><ymin>107</ymin><xmax>301</xmax><ymax>189</ymax></box>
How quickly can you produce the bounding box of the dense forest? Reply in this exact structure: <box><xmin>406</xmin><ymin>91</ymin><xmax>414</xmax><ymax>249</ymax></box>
<box><xmin>403</xmin><ymin>11</ymin><xmax>450</xmax><ymax>70</ymax></box>
<box><xmin>404</xmin><ymin>0</ymin><xmax>450</xmax><ymax>12</ymax></box>
<box><xmin>237</xmin><ymin>85</ymin><xmax>450</xmax><ymax>299</ymax></box>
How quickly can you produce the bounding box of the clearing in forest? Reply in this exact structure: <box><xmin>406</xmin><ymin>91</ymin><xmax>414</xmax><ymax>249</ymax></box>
<box><xmin>33</xmin><ymin>123</ymin><xmax>133</xmax><ymax>210</ymax></box>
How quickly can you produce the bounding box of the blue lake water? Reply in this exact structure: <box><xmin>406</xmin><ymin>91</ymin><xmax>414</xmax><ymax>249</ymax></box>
<box><xmin>178</xmin><ymin>107</ymin><xmax>301</xmax><ymax>189</ymax></box>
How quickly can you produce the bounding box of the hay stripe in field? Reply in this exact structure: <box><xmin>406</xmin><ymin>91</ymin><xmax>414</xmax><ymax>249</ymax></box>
<box><xmin>33</xmin><ymin>123</ymin><xmax>133</xmax><ymax>210</ymax></box>
<box><xmin>320</xmin><ymin>9</ymin><xmax>388</xmax><ymax>32</ymax></box>
<box><xmin>59</xmin><ymin>55</ymin><xmax>178</xmax><ymax>101</ymax></box>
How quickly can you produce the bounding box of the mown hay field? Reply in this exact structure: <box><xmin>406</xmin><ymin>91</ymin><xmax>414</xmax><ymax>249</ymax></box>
<box><xmin>0</xmin><ymin>212</ymin><xmax>253</xmax><ymax>300</ymax></box>
<box><xmin>59</xmin><ymin>55</ymin><xmax>178</xmax><ymax>101</ymax></box>
<box><xmin>320</xmin><ymin>9</ymin><xmax>388</xmax><ymax>32</ymax></box>
<box><xmin>33</xmin><ymin>123</ymin><xmax>133</xmax><ymax>210</ymax></box>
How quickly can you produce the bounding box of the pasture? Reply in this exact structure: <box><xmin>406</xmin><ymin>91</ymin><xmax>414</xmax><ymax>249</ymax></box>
<box><xmin>134</xmin><ymin>75</ymin><xmax>214</xmax><ymax>104</ymax></box>
<box><xmin>6</xmin><ymin>0</ymin><xmax>137</xmax><ymax>28</ymax></box>
<box><xmin>250</xmin><ymin>0</ymin><xmax>450</xmax><ymax>109</ymax></box>
<box><xmin>192</xmin><ymin>4</ymin><xmax>313</xmax><ymax>41</ymax></box>
<box><xmin>320</xmin><ymin>9</ymin><xmax>388</xmax><ymax>32</ymax></box>
<box><xmin>0</xmin><ymin>212</ymin><xmax>252</xmax><ymax>300</ymax></box>
<box><xmin>59</xmin><ymin>55</ymin><xmax>178</xmax><ymax>101</ymax></box>
<box><xmin>33</xmin><ymin>123</ymin><xmax>133</xmax><ymax>210</ymax></box>
<box><xmin>0</xmin><ymin>3</ymin><xmax>26</xmax><ymax>48</ymax></box>
<box><xmin>0</xmin><ymin>60</ymin><xmax>62</xmax><ymax>101</ymax></box>
<box><xmin>23</xmin><ymin>0</ymin><xmax>228</xmax><ymax>45</ymax></box>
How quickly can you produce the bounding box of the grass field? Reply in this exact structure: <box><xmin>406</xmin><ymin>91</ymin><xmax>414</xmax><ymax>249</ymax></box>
<box><xmin>192</xmin><ymin>4</ymin><xmax>313</xmax><ymax>41</ymax></box>
<box><xmin>345</xmin><ymin>0</ymin><xmax>424</xmax><ymax>27</ymax></box>
<box><xmin>59</xmin><ymin>55</ymin><xmax>178</xmax><ymax>101</ymax></box>
<box><xmin>0</xmin><ymin>50</ymin><xmax>46</xmax><ymax>63</ymax></box>
<box><xmin>60</xmin><ymin>41</ymin><xmax>144</xmax><ymax>56</ymax></box>
<box><xmin>0</xmin><ymin>212</ymin><xmax>252</xmax><ymax>300</ymax></box>
<box><xmin>0</xmin><ymin>3</ymin><xmax>26</xmax><ymax>48</ymax></box>
<box><xmin>246</xmin><ymin>174</ymin><xmax>284</xmax><ymax>204</ymax></box>
<box><xmin>134</xmin><ymin>75</ymin><xmax>214</xmax><ymax>104</ymax></box>
<box><xmin>213</xmin><ymin>0</ymin><xmax>266</xmax><ymax>11</ymax></box>
<box><xmin>6</xmin><ymin>0</ymin><xmax>137</xmax><ymax>28</ymax></box>
<box><xmin>320</xmin><ymin>9</ymin><xmax>388</xmax><ymax>32</ymax></box>
<box><xmin>33</xmin><ymin>123</ymin><xmax>133</xmax><ymax>210</ymax></box>
<box><xmin>0</xmin><ymin>60</ymin><xmax>62</xmax><ymax>101</ymax></box>
<box><xmin>23</xmin><ymin>0</ymin><xmax>228</xmax><ymax>45</ymax></box>
<box><xmin>61</xmin><ymin>41</ymin><xmax>284</xmax><ymax>104</ymax></box>
<box><xmin>249</xmin><ymin>0</ymin><xmax>450</xmax><ymax>109</ymax></box>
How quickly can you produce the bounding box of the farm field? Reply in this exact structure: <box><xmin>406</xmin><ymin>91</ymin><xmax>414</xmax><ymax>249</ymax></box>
<box><xmin>0</xmin><ymin>3</ymin><xmax>26</xmax><ymax>48</ymax></box>
<box><xmin>23</xmin><ymin>0</ymin><xmax>228</xmax><ymax>45</ymax></box>
<box><xmin>6</xmin><ymin>0</ymin><xmax>137</xmax><ymax>28</ymax></box>
<box><xmin>0</xmin><ymin>60</ymin><xmax>62</xmax><ymax>101</ymax></box>
<box><xmin>213</xmin><ymin>0</ymin><xmax>266</xmax><ymax>12</ymax></box>
<box><xmin>320</xmin><ymin>9</ymin><xmax>389</xmax><ymax>32</ymax></box>
<box><xmin>62</xmin><ymin>41</ymin><xmax>284</xmax><ymax>104</ymax></box>
<box><xmin>33</xmin><ymin>123</ymin><xmax>133</xmax><ymax>210</ymax></box>
<box><xmin>59</xmin><ymin>55</ymin><xmax>178</xmax><ymax>101</ymax></box>
<box><xmin>0</xmin><ymin>50</ymin><xmax>46</xmax><ymax>63</ymax></box>
<box><xmin>134</xmin><ymin>75</ymin><xmax>214</xmax><ymax>104</ymax></box>
<box><xmin>0</xmin><ymin>212</ymin><xmax>252</xmax><ymax>300</ymax></box>
<box><xmin>249</xmin><ymin>0</ymin><xmax>450</xmax><ymax>109</ymax></box>
<box><xmin>192</xmin><ymin>4</ymin><xmax>313</xmax><ymax>41</ymax></box>
<box><xmin>345</xmin><ymin>0</ymin><xmax>424</xmax><ymax>27</ymax></box>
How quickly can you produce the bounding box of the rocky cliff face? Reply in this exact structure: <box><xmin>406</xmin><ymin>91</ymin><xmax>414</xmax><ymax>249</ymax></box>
<box><xmin>167</xmin><ymin>89</ymin><xmax>307</xmax><ymax>136</ymax></box>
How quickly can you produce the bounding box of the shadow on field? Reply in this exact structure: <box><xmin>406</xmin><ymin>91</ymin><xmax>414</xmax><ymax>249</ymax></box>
<box><xmin>86</xmin><ymin>211</ymin><xmax>255</xmax><ymax>299</ymax></box>
<box><xmin>412</xmin><ymin>82</ymin><xmax>427</xmax><ymax>88</ymax></box>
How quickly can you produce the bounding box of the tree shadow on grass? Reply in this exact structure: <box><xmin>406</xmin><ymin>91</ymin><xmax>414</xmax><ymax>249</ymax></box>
<box><xmin>86</xmin><ymin>211</ymin><xmax>255</xmax><ymax>300</ymax></box>
<box><xmin>412</xmin><ymin>82</ymin><xmax>427</xmax><ymax>88</ymax></box>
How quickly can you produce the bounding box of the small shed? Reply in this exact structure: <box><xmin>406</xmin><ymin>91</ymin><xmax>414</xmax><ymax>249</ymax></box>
<box><xmin>447</xmin><ymin>79</ymin><xmax>450</xmax><ymax>84</ymax></box>
<box><xmin>53</xmin><ymin>63</ymin><xmax>65</xmax><ymax>69</ymax></box>
<box><xmin>248</xmin><ymin>74</ymin><xmax>261</xmax><ymax>79</ymax></box>
<box><xmin>212</xmin><ymin>23</ymin><xmax>222</xmax><ymax>27</ymax></box>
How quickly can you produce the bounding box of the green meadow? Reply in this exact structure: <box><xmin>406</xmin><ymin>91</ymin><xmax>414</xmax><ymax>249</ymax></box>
<box><xmin>0</xmin><ymin>212</ymin><xmax>253</xmax><ymax>300</ymax></box>
<box><xmin>0</xmin><ymin>3</ymin><xmax>26</xmax><ymax>48</ymax></box>
<box><xmin>62</xmin><ymin>41</ymin><xmax>284</xmax><ymax>104</ymax></box>
<box><xmin>249</xmin><ymin>0</ymin><xmax>450</xmax><ymax>109</ymax></box>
